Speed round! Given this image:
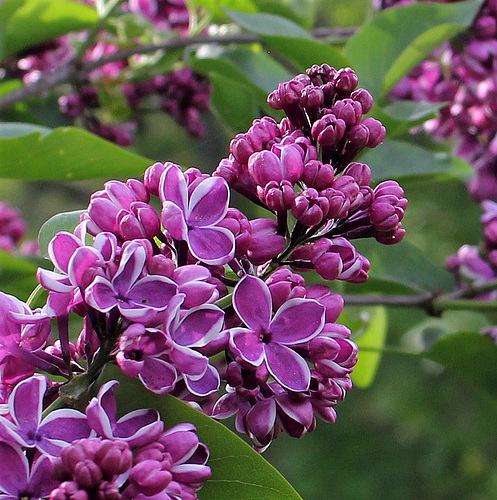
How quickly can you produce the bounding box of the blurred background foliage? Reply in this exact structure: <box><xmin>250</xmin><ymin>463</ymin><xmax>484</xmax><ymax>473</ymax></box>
<box><xmin>1</xmin><ymin>0</ymin><xmax>496</xmax><ymax>498</ymax></box>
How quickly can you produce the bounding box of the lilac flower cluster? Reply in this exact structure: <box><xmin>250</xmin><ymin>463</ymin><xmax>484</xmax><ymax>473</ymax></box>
<box><xmin>0</xmin><ymin>66</ymin><xmax>407</xmax><ymax>468</ymax></box>
<box><xmin>384</xmin><ymin>0</ymin><xmax>497</xmax><ymax>202</ymax></box>
<box><xmin>1</xmin><ymin>0</ymin><xmax>211</xmax><ymax>145</ymax></box>
<box><xmin>0</xmin><ymin>375</ymin><xmax>210</xmax><ymax>499</ymax></box>
<box><xmin>0</xmin><ymin>201</ymin><xmax>39</xmax><ymax>256</ymax></box>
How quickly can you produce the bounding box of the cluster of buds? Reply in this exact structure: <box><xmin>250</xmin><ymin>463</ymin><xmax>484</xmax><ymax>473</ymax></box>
<box><xmin>385</xmin><ymin>0</ymin><xmax>497</xmax><ymax>202</ymax></box>
<box><xmin>0</xmin><ymin>66</ymin><xmax>407</xmax><ymax>461</ymax></box>
<box><xmin>0</xmin><ymin>376</ymin><xmax>210</xmax><ymax>499</ymax></box>
<box><xmin>1</xmin><ymin>0</ymin><xmax>211</xmax><ymax>145</ymax></box>
<box><xmin>0</xmin><ymin>201</ymin><xmax>39</xmax><ymax>255</ymax></box>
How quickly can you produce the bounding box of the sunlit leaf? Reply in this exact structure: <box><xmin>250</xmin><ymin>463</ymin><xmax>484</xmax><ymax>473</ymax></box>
<box><xmin>344</xmin><ymin>0</ymin><xmax>483</xmax><ymax>101</ymax></box>
<box><xmin>224</xmin><ymin>8</ymin><xmax>312</xmax><ymax>38</ymax></box>
<box><xmin>101</xmin><ymin>365</ymin><xmax>303</xmax><ymax>500</ymax></box>
<box><xmin>0</xmin><ymin>0</ymin><xmax>98</xmax><ymax>61</ymax></box>
<box><xmin>0</xmin><ymin>126</ymin><xmax>152</xmax><ymax>180</ymax></box>
<box><xmin>360</xmin><ymin>139</ymin><xmax>473</xmax><ymax>183</ymax></box>
<box><xmin>189</xmin><ymin>0</ymin><xmax>257</xmax><ymax>20</ymax></box>
<box><xmin>252</xmin><ymin>0</ymin><xmax>316</xmax><ymax>29</ymax></box>
<box><xmin>38</xmin><ymin>209</ymin><xmax>85</xmax><ymax>259</ymax></box>
<box><xmin>345</xmin><ymin>306</ymin><xmax>388</xmax><ymax>389</ymax></box>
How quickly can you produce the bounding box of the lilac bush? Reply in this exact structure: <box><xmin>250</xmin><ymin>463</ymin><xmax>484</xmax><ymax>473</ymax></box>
<box><xmin>0</xmin><ymin>64</ymin><xmax>407</xmax><ymax>496</ymax></box>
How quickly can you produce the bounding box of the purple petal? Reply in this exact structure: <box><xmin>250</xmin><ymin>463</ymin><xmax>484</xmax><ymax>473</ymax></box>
<box><xmin>270</xmin><ymin>298</ymin><xmax>325</xmax><ymax>345</ymax></box>
<box><xmin>184</xmin><ymin>364</ymin><xmax>220</xmax><ymax>397</ymax></box>
<box><xmin>188</xmin><ymin>226</ymin><xmax>235</xmax><ymax>265</ymax></box>
<box><xmin>211</xmin><ymin>393</ymin><xmax>240</xmax><ymax>419</ymax></box>
<box><xmin>188</xmin><ymin>177</ymin><xmax>229</xmax><ymax>227</ymax></box>
<box><xmin>115</xmin><ymin>409</ymin><xmax>164</xmax><ymax>446</ymax></box>
<box><xmin>169</xmin><ymin>345</ymin><xmax>208</xmax><ymax>378</ymax></box>
<box><xmin>67</xmin><ymin>246</ymin><xmax>102</xmax><ymax>288</ymax></box>
<box><xmin>0</xmin><ymin>442</ymin><xmax>28</xmax><ymax>495</ymax></box>
<box><xmin>39</xmin><ymin>409</ymin><xmax>90</xmax><ymax>447</ymax></box>
<box><xmin>265</xmin><ymin>343</ymin><xmax>311</xmax><ymax>391</ymax></box>
<box><xmin>112</xmin><ymin>244</ymin><xmax>146</xmax><ymax>296</ymax></box>
<box><xmin>29</xmin><ymin>454</ymin><xmax>59</xmax><ymax>497</ymax></box>
<box><xmin>86</xmin><ymin>380</ymin><xmax>118</xmax><ymax>436</ymax></box>
<box><xmin>173</xmin><ymin>264</ymin><xmax>211</xmax><ymax>285</ymax></box>
<box><xmin>161</xmin><ymin>201</ymin><xmax>188</xmax><ymax>241</ymax></box>
<box><xmin>48</xmin><ymin>231</ymin><xmax>81</xmax><ymax>273</ymax></box>
<box><xmin>245</xmin><ymin>398</ymin><xmax>276</xmax><ymax>444</ymax></box>
<box><xmin>37</xmin><ymin>269</ymin><xmax>74</xmax><ymax>293</ymax></box>
<box><xmin>126</xmin><ymin>276</ymin><xmax>177</xmax><ymax>311</ymax></box>
<box><xmin>170</xmin><ymin>463</ymin><xmax>212</xmax><ymax>483</ymax></box>
<box><xmin>93</xmin><ymin>232</ymin><xmax>118</xmax><ymax>261</ymax></box>
<box><xmin>229</xmin><ymin>328</ymin><xmax>264</xmax><ymax>365</ymax></box>
<box><xmin>10</xmin><ymin>374</ymin><xmax>44</xmax><ymax>435</ymax></box>
<box><xmin>171</xmin><ymin>305</ymin><xmax>224</xmax><ymax>347</ymax></box>
<box><xmin>140</xmin><ymin>357</ymin><xmax>177</xmax><ymax>394</ymax></box>
<box><xmin>233</xmin><ymin>275</ymin><xmax>271</xmax><ymax>333</ymax></box>
<box><xmin>84</xmin><ymin>276</ymin><xmax>117</xmax><ymax>313</ymax></box>
<box><xmin>159</xmin><ymin>163</ymin><xmax>188</xmax><ymax>212</ymax></box>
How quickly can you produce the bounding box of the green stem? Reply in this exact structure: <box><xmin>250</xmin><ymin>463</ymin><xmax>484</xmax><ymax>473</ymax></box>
<box><xmin>358</xmin><ymin>345</ymin><xmax>421</xmax><ymax>358</ymax></box>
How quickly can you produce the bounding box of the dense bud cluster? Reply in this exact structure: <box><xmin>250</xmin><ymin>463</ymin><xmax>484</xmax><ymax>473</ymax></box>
<box><xmin>0</xmin><ymin>0</ymin><xmax>211</xmax><ymax>145</ymax></box>
<box><xmin>382</xmin><ymin>0</ymin><xmax>497</xmax><ymax>202</ymax></box>
<box><xmin>0</xmin><ymin>66</ymin><xmax>407</xmax><ymax>496</ymax></box>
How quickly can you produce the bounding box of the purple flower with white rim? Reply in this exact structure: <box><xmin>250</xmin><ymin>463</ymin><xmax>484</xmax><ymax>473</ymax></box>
<box><xmin>0</xmin><ymin>442</ymin><xmax>58</xmax><ymax>499</ymax></box>
<box><xmin>159</xmin><ymin>163</ymin><xmax>235</xmax><ymax>265</ymax></box>
<box><xmin>163</xmin><ymin>294</ymin><xmax>223</xmax><ymax>396</ymax></box>
<box><xmin>85</xmin><ymin>240</ymin><xmax>177</xmax><ymax>324</ymax></box>
<box><xmin>0</xmin><ymin>374</ymin><xmax>91</xmax><ymax>456</ymax></box>
<box><xmin>116</xmin><ymin>323</ymin><xmax>178</xmax><ymax>394</ymax></box>
<box><xmin>86</xmin><ymin>380</ymin><xmax>163</xmax><ymax>447</ymax></box>
<box><xmin>229</xmin><ymin>275</ymin><xmax>325</xmax><ymax>392</ymax></box>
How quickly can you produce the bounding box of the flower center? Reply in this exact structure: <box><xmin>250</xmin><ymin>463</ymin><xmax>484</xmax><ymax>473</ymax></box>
<box><xmin>259</xmin><ymin>328</ymin><xmax>272</xmax><ymax>344</ymax></box>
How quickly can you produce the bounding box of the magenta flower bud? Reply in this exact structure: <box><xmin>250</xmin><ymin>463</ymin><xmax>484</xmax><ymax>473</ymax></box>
<box><xmin>311</xmin><ymin>113</ymin><xmax>347</xmax><ymax>146</ymax></box>
<box><xmin>305</xmin><ymin>284</ymin><xmax>344</xmax><ymax>323</ymax></box>
<box><xmin>49</xmin><ymin>481</ymin><xmax>83</xmax><ymax>500</ymax></box>
<box><xmin>331</xmin><ymin>98</ymin><xmax>363</xmax><ymax>127</ymax></box>
<box><xmin>94</xmin><ymin>440</ymin><xmax>133</xmax><ymax>477</ymax></box>
<box><xmin>292</xmin><ymin>188</ymin><xmax>330</xmax><ymax>227</ymax></box>
<box><xmin>126</xmin><ymin>178</ymin><xmax>149</xmax><ymax>203</ymax></box>
<box><xmin>0</xmin><ymin>202</ymin><xmax>26</xmax><ymax>243</ymax></box>
<box><xmin>267</xmin><ymin>74</ymin><xmax>311</xmax><ymax>110</ymax></box>
<box><xmin>350</xmin><ymin>88</ymin><xmax>373</xmax><ymax>114</ymax></box>
<box><xmin>474</xmin><ymin>15</ymin><xmax>497</xmax><ymax>40</ymax></box>
<box><xmin>310</xmin><ymin>237</ymin><xmax>370</xmax><ymax>283</ymax></box>
<box><xmin>144</xmin><ymin>162</ymin><xmax>168</xmax><ymax>196</ymax></box>
<box><xmin>147</xmin><ymin>254</ymin><xmax>175</xmax><ymax>277</ymax></box>
<box><xmin>333</xmin><ymin>67</ymin><xmax>359</xmax><ymax>93</ymax></box>
<box><xmin>215</xmin><ymin>156</ymin><xmax>241</xmax><ymax>184</ymax></box>
<box><xmin>246</xmin><ymin>218</ymin><xmax>286</xmax><ymax>265</ymax></box>
<box><xmin>265</xmin><ymin>267</ymin><xmax>306</xmax><ymax>310</ymax></box>
<box><xmin>226</xmin><ymin>361</ymin><xmax>244</xmax><ymax>387</ymax></box>
<box><xmin>302</xmin><ymin>160</ymin><xmax>335</xmax><ymax>190</ymax></box>
<box><xmin>375</xmin><ymin>225</ymin><xmax>406</xmax><ymax>245</ymax></box>
<box><xmin>347</xmin><ymin>122</ymin><xmax>369</xmax><ymax>148</ymax></box>
<box><xmin>306</xmin><ymin>64</ymin><xmax>337</xmax><ymax>85</ymax></box>
<box><xmin>257</xmin><ymin>180</ymin><xmax>295</xmax><ymax>211</ymax></box>
<box><xmin>300</xmin><ymin>85</ymin><xmax>324</xmax><ymax>108</ymax></box>
<box><xmin>332</xmin><ymin>175</ymin><xmax>362</xmax><ymax>211</ymax></box>
<box><xmin>319</xmin><ymin>188</ymin><xmax>350</xmax><ymax>220</ymax></box>
<box><xmin>217</xmin><ymin>208</ymin><xmax>252</xmax><ymax>258</ymax></box>
<box><xmin>362</xmin><ymin>117</ymin><xmax>386</xmax><ymax>147</ymax></box>
<box><xmin>342</xmin><ymin>162</ymin><xmax>372</xmax><ymax>186</ymax></box>
<box><xmin>74</xmin><ymin>459</ymin><xmax>103</xmax><ymax>489</ymax></box>
<box><xmin>59</xmin><ymin>93</ymin><xmax>84</xmax><ymax>119</ymax></box>
<box><xmin>230</xmin><ymin>132</ymin><xmax>263</xmax><ymax>163</ymax></box>
<box><xmin>129</xmin><ymin>459</ymin><xmax>173</xmax><ymax>496</ymax></box>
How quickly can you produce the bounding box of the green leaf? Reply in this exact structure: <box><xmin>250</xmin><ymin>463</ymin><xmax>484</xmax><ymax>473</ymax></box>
<box><xmin>424</xmin><ymin>331</ymin><xmax>497</xmax><ymax>401</ymax></box>
<box><xmin>344</xmin><ymin>0</ymin><xmax>483</xmax><ymax>100</ymax></box>
<box><xmin>102</xmin><ymin>365</ymin><xmax>303</xmax><ymax>500</ymax></box>
<box><xmin>351</xmin><ymin>239</ymin><xmax>455</xmax><ymax>294</ymax></box>
<box><xmin>251</xmin><ymin>0</ymin><xmax>316</xmax><ymax>29</ymax></box>
<box><xmin>189</xmin><ymin>0</ymin><xmax>257</xmax><ymax>20</ymax></box>
<box><xmin>0</xmin><ymin>122</ymin><xmax>51</xmax><ymax>138</ymax></box>
<box><xmin>0</xmin><ymin>251</ymin><xmax>42</xmax><ymax>300</ymax></box>
<box><xmin>0</xmin><ymin>79</ymin><xmax>22</xmax><ymax>98</ymax></box>
<box><xmin>38</xmin><ymin>209</ymin><xmax>85</xmax><ymax>259</ymax></box>
<box><xmin>0</xmin><ymin>0</ymin><xmax>98</xmax><ymax>61</ymax></box>
<box><xmin>382</xmin><ymin>100</ymin><xmax>447</xmax><ymax>123</ymax></box>
<box><xmin>262</xmin><ymin>36</ymin><xmax>349</xmax><ymax>73</ymax></box>
<box><xmin>224</xmin><ymin>8</ymin><xmax>312</xmax><ymax>38</ymax></box>
<box><xmin>360</xmin><ymin>139</ymin><xmax>473</xmax><ymax>183</ymax></box>
<box><xmin>208</xmin><ymin>72</ymin><xmax>259</xmax><ymax>134</ymax></box>
<box><xmin>0</xmin><ymin>126</ymin><xmax>152</xmax><ymax>180</ymax></box>
<box><xmin>213</xmin><ymin>46</ymin><xmax>293</xmax><ymax>94</ymax></box>
<box><xmin>344</xmin><ymin>306</ymin><xmax>388</xmax><ymax>388</ymax></box>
